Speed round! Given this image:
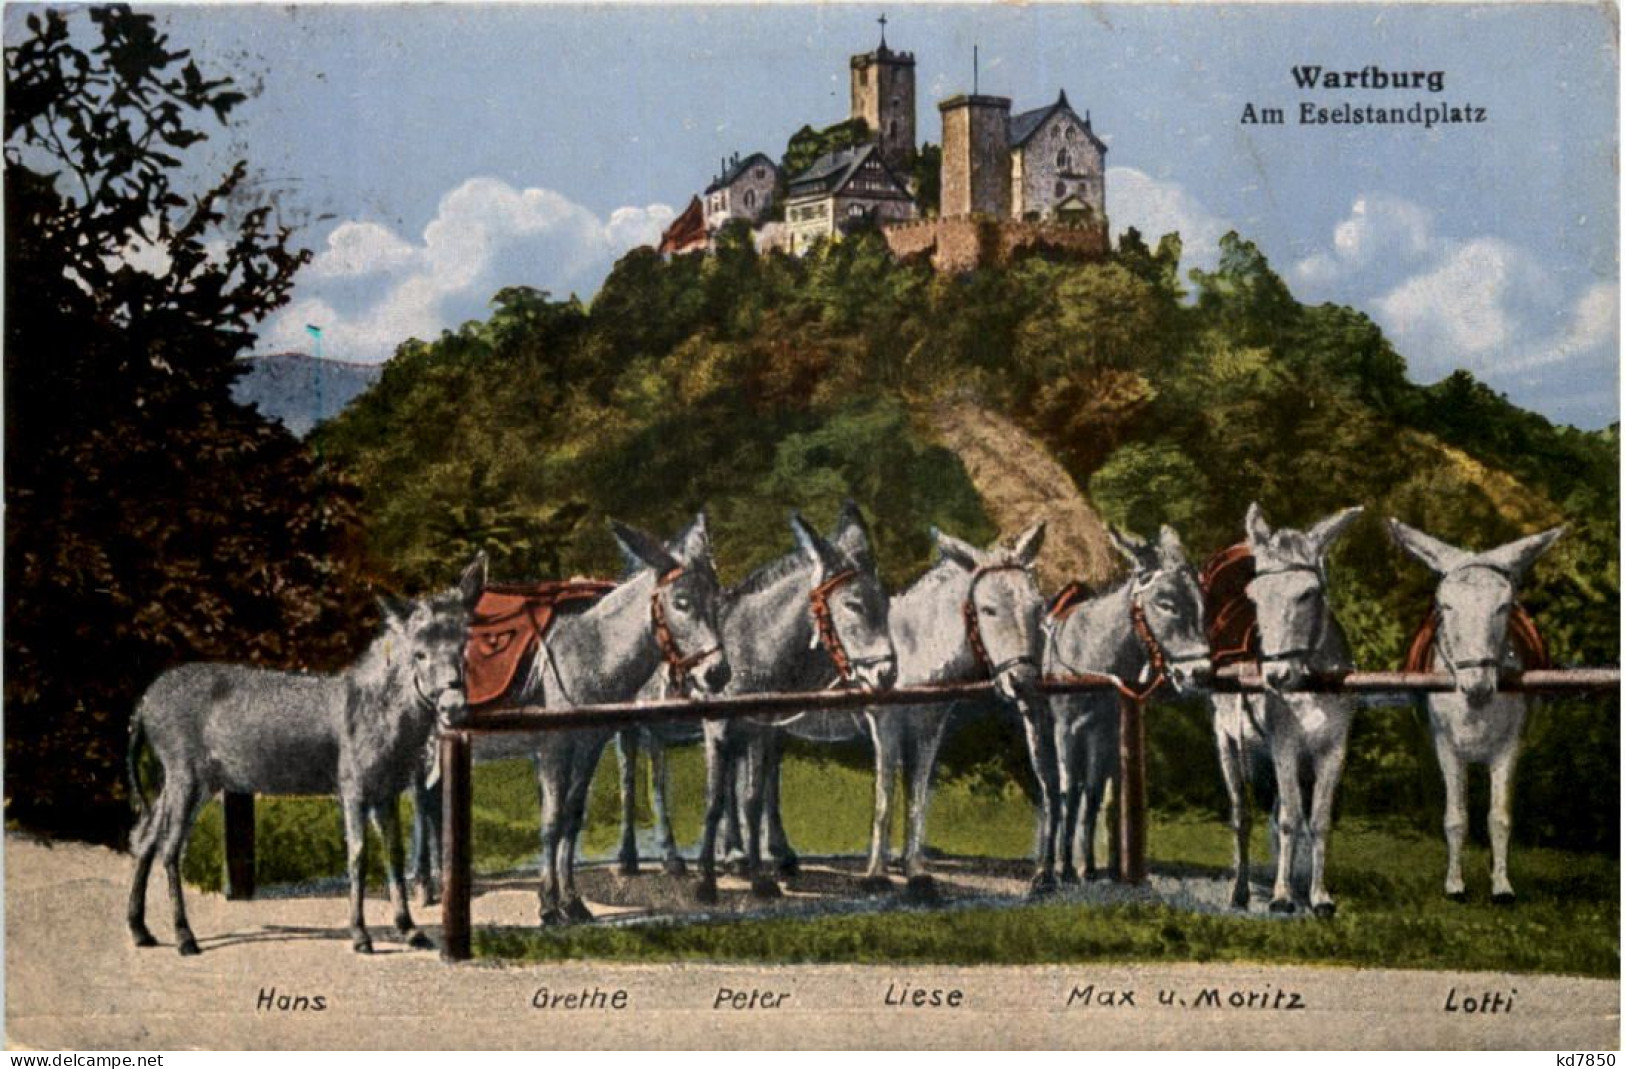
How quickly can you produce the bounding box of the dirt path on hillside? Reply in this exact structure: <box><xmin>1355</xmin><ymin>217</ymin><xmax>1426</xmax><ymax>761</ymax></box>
<box><xmin>930</xmin><ymin>400</ymin><xmax>1119</xmax><ymax>590</ymax></box>
<box><xmin>6</xmin><ymin>836</ymin><xmax>1617</xmax><ymax>1050</ymax></box>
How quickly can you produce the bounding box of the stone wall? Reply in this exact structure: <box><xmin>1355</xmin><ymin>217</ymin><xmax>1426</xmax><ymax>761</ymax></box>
<box><xmin>851</xmin><ymin>50</ymin><xmax>917</xmax><ymax>174</ymax></box>
<box><xmin>882</xmin><ymin>216</ymin><xmax>1109</xmax><ymax>273</ymax></box>
<box><xmin>939</xmin><ymin>95</ymin><xmax>1011</xmax><ymax>219</ymax></box>
<box><xmin>1013</xmin><ymin>111</ymin><xmax>1106</xmax><ymax>220</ymax></box>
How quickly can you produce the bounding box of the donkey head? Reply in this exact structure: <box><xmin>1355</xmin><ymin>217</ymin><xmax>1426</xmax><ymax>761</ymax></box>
<box><xmin>611</xmin><ymin>513</ymin><xmax>731</xmax><ymax>696</ymax></box>
<box><xmin>792</xmin><ymin>501</ymin><xmax>897</xmax><ymax>691</ymax></box>
<box><xmin>383</xmin><ymin>553</ymin><xmax>485</xmax><ymax>727</ymax></box>
<box><xmin>1388</xmin><ymin>520</ymin><xmax>1563</xmax><ymax>707</ymax></box>
<box><xmin>1107</xmin><ymin>524</ymin><xmax>1212</xmax><ymax>695</ymax></box>
<box><xmin>1243</xmin><ymin>503</ymin><xmax>1363</xmax><ymax>690</ymax></box>
<box><xmin>937</xmin><ymin>520</ymin><xmax>1048</xmax><ymax>704</ymax></box>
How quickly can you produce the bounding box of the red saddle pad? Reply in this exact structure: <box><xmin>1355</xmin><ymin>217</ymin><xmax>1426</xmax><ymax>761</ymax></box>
<box><xmin>1402</xmin><ymin>603</ymin><xmax>1551</xmax><ymax>673</ymax></box>
<box><xmin>466</xmin><ymin>580</ymin><xmax>616</xmax><ymax>707</ymax></box>
<box><xmin>1200</xmin><ymin>543</ymin><xmax>1259</xmax><ymax>671</ymax></box>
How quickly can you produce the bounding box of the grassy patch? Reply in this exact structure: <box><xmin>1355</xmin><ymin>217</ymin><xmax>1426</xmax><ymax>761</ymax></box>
<box><xmin>177</xmin><ymin>748</ymin><xmax>1618</xmax><ymax>977</ymax></box>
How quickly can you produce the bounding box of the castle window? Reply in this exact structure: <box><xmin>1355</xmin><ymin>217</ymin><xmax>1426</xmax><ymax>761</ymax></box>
<box><xmin>1057</xmin><ymin>149</ymin><xmax>1070</xmax><ymax>170</ymax></box>
<box><xmin>1055</xmin><ymin>180</ymin><xmax>1067</xmax><ymax>199</ymax></box>
<box><xmin>745</xmin><ymin>190</ymin><xmax>756</xmax><ymax>209</ymax></box>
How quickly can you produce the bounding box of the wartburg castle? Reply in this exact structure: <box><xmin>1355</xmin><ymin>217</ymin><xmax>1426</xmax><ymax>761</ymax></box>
<box><xmin>657</xmin><ymin>23</ymin><xmax>1111</xmax><ymax>272</ymax></box>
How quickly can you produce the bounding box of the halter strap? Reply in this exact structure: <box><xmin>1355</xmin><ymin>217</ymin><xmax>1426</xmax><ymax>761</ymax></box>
<box><xmin>1249</xmin><ymin>560</ymin><xmax>1328</xmax><ymax>665</ymax></box>
<box><xmin>649</xmin><ymin>566</ymin><xmax>720</xmax><ymax>689</ymax></box>
<box><xmin>1045</xmin><ymin>580</ymin><xmax>1174</xmax><ymax>704</ymax></box>
<box><xmin>962</xmin><ymin>563</ymin><xmax>1038</xmax><ymax>679</ymax></box>
<box><xmin>808</xmin><ymin>568</ymin><xmax>861</xmax><ymax>684</ymax></box>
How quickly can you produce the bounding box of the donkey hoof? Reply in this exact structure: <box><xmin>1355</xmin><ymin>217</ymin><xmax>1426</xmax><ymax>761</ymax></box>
<box><xmin>906</xmin><ymin>875</ymin><xmax>942</xmax><ymax>904</ymax></box>
<box><xmin>1060</xmin><ymin>867</ymin><xmax>1081</xmax><ymax>885</ymax></box>
<box><xmin>1230</xmin><ymin>887</ymin><xmax>1251</xmax><ymax>910</ymax></box>
<box><xmin>725</xmin><ymin>857</ymin><xmax>750</xmax><ymax>877</ymax></box>
<box><xmin>662</xmin><ymin>856</ymin><xmax>688</xmax><ymax>877</ymax></box>
<box><xmin>1491</xmin><ymin>892</ymin><xmax>1516</xmax><ymax>908</ymax></box>
<box><xmin>1268</xmin><ymin>898</ymin><xmax>1296</xmax><ymax>915</ymax></box>
<box><xmin>1445</xmin><ymin>890</ymin><xmax>1469</xmax><ymax>904</ymax></box>
<box><xmin>857</xmin><ymin>875</ymin><xmax>894</xmax><ymax>894</ymax></box>
<box><xmin>130</xmin><ymin>926</ymin><xmax>158</xmax><ymax>948</ymax></box>
<box><xmin>777</xmin><ymin>853</ymin><xmax>801</xmax><ymax>878</ymax></box>
<box><xmin>565</xmin><ymin>897</ymin><xmax>595</xmax><ymax>923</ymax></box>
<box><xmin>749</xmin><ymin>876</ymin><xmax>783</xmax><ymax>900</ymax></box>
<box><xmin>1312</xmin><ymin>901</ymin><xmax>1337</xmax><ymax>919</ymax></box>
<box><xmin>1027</xmin><ymin>874</ymin><xmax>1058</xmax><ymax>899</ymax></box>
<box><xmin>693</xmin><ymin>880</ymin><xmax>720</xmax><ymax>906</ymax></box>
<box><xmin>617</xmin><ymin>860</ymin><xmax>641</xmax><ymax>878</ymax></box>
<box><xmin>351</xmin><ymin>936</ymin><xmax>373</xmax><ymax>955</ymax></box>
<box><xmin>177</xmin><ymin>937</ymin><xmax>201</xmax><ymax>957</ymax></box>
<box><xmin>405</xmin><ymin>928</ymin><xmax>434</xmax><ymax>950</ymax></box>
<box><xmin>538</xmin><ymin>907</ymin><xmax>569</xmax><ymax>927</ymax></box>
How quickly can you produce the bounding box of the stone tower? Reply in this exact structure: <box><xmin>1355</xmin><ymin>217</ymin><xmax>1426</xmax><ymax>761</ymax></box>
<box><xmin>849</xmin><ymin>24</ymin><xmax>916</xmax><ymax>174</ymax></box>
<box><xmin>939</xmin><ymin>93</ymin><xmax>1011</xmax><ymax>218</ymax></box>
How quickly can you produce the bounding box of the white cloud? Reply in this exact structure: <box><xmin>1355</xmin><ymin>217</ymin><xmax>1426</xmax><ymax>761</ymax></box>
<box><xmin>1292</xmin><ymin>194</ymin><xmax>1435</xmax><ymax>287</ymax></box>
<box><xmin>1106</xmin><ymin>166</ymin><xmax>1232</xmax><ymax>269</ymax></box>
<box><xmin>261</xmin><ymin>178</ymin><xmax>674</xmax><ymax>362</ymax></box>
<box><xmin>1294</xmin><ymin>193</ymin><xmax>1616</xmax><ymax>392</ymax></box>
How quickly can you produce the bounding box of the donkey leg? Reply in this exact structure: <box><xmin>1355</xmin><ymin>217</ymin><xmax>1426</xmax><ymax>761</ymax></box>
<box><xmin>763</xmin><ymin>732</ymin><xmax>799</xmax><ymax>877</ymax></box>
<box><xmin>695</xmin><ymin>724</ymin><xmax>728</xmax><ymax>904</ymax></box>
<box><xmin>158</xmin><ymin>781</ymin><xmax>207</xmax><ymax>956</ymax></box>
<box><xmin>371</xmin><ymin>803</ymin><xmax>431</xmax><ymax>948</ymax></box>
<box><xmin>1216</xmin><ymin>734</ymin><xmax>1251</xmax><ymax>909</ymax></box>
<box><xmin>1268</xmin><ymin>738</ymin><xmax>1302</xmax><ymax>915</ymax></box>
<box><xmin>615</xmin><ymin>729</ymin><xmax>642</xmax><ymax>876</ymax></box>
<box><xmin>861</xmin><ymin>713</ymin><xmax>895</xmax><ymax>891</ymax></box>
<box><xmin>127</xmin><ymin>797</ymin><xmax>164</xmax><ymax>947</ymax></box>
<box><xmin>1433</xmin><ymin>735</ymin><xmax>1469</xmax><ymax>902</ymax></box>
<box><xmin>740</xmin><ymin>739</ymin><xmax>780</xmax><ymax>900</ymax></box>
<box><xmin>902</xmin><ymin>717</ymin><xmax>949</xmax><ymax>902</ymax></box>
<box><xmin>1057</xmin><ymin>720</ymin><xmax>1085</xmax><ymax>884</ymax></box>
<box><xmin>723</xmin><ymin>750</ymin><xmax>749</xmax><ymax>874</ymax></box>
<box><xmin>341</xmin><ymin>797</ymin><xmax>373</xmax><ymax>953</ymax></box>
<box><xmin>1488</xmin><ymin>742</ymin><xmax>1521</xmax><ymax>905</ymax></box>
<box><xmin>535</xmin><ymin>759</ymin><xmax>566</xmax><ymax>925</ymax></box>
<box><xmin>560</xmin><ymin>756</ymin><xmax>597</xmax><ymax>924</ymax></box>
<box><xmin>1306</xmin><ymin>744</ymin><xmax>1347</xmax><ymax>918</ymax></box>
<box><xmin>409</xmin><ymin>777</ymin><xmax>442</xmax><ymax>906</ymax></box>
<box><xmin>648</xmin><ymin>734</ymin><xmax>686</xmax><ymax>876</ymax></box>
<box><xmin>1020</xmin><ymin>705</ymin><xmax>1062</xmax><ymax>897</ymax></box>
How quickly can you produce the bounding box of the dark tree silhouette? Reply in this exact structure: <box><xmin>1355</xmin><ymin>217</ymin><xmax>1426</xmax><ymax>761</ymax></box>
<box><xmin>5</xmin><ymin>6</ymin><xmax>375</xmax><ymax>844</ymax></box>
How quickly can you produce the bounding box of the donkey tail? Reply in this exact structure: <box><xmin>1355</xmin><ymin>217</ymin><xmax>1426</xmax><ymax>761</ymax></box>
<box><xmin>126</xmin><ymin>711</ymin><xmax>150</xmax><ymax>822</ymax></box>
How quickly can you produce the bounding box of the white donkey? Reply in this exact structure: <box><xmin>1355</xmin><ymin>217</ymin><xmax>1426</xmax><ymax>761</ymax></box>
<box><xmin>1209</xmin><ymin>503</ymin><xmax>1362</xmax><ymax>917</ymax></box>
<box><xmin>1387</xmin><ymin>520</ymin><xmax>1563</xmax><ymax>905</ymax></box>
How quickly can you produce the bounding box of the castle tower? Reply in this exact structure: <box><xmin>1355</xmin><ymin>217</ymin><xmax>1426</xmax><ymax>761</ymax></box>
<box><xmin>938</xmin><ymin>93</ymin><xmax>1011</xmax><ymax>218</ymax></box>
<box><xmin>849</xmin><ymin>20</ymin><xmax>916</xmax><ymax>174</ymax></box>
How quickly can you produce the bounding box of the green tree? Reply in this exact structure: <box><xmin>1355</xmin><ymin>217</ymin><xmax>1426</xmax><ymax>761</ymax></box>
<box><xmin>5</xmin><ymin>6</ymin><xmax>373</xmax><ymax>844</ymax></box>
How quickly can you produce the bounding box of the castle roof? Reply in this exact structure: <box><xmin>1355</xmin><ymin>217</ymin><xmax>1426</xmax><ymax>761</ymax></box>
<box><xmin>786</xmin><ymin>143</ymin><xmax>912</xmax><ymax>201</ymax></box>
<box><xmin>658</xmin><ymin>196</ymin><xmax>708</xmax><ymax>255</ymax></box>
<box><xmin>1009</xmin><ymin>90</ymin><xmax>1107</xmax><ymax>153</ymax></box>
<box><xmin>705</xmin><ymin>151</ymin><xmax>778</xmax><ymax>195</ymax></box>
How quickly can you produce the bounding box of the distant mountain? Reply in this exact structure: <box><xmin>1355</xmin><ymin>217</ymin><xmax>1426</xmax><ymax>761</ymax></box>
<box><xmin>233</xmin><ymin>352</ymin><xmax>382</xmax><ymax>437</ymax></box>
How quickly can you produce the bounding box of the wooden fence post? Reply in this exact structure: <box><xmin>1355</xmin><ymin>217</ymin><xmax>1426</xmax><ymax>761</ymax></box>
<box><xmin>222</xmin><ymin>792</ymin><xmax>256</xmax><ymax>900</ymax></box>
<box><xmin>440</xmin><ymin>731</ymin><xmax>473</xmax><ymax>963</ymax></box>
<box><xmin>1117</xmin><ymin>695</ymin><xmax>1147</xmax><ymax>884</ymax></box>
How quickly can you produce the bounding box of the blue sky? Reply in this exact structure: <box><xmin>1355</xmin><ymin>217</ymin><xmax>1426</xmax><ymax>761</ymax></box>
<box><xmin>9</xmin><ymin>4</ymin><xmax>1618</xmax><ymax>427</ymax></box>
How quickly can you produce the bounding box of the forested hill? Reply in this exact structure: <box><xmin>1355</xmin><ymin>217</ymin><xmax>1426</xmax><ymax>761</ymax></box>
<box><xmin>315</xmin><ymin>225</ymin><xmax>1616</xmax><ymax>673</ymax></box>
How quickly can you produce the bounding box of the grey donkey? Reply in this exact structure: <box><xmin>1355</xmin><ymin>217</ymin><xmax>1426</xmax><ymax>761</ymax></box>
<box><xmin>127</xmin><ymin>556</ymin><xmax>485</xmax><ymax>955</ymax></box>
<box><xmin>691</xmin><ymin>503</ymin><xmax>898</xmax><ymax>903</ymax></box>
<box><xmin>1210</xmin><ymin>503</ymin><xmax>1362</xmax><ymax>917</ymax></box>
<box><xmin>1388</xmin><ymin>519</ymin><xmax>1563</xmax><ymax>905</ymax></box>
<box><xmin>1040</xmin><ymin>525</ymin><xmax>1212</xmax><ymax>885</ymax></box>
<box><xmin>866</xmin><ymin>522</ymin><xmax>1049</xmax><ymax>899</ymax></box>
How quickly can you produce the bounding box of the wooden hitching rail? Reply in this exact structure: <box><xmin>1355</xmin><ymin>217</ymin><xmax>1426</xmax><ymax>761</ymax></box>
<box><xmin>425</xmin><ymin>667</ymin><xmax>1618</xmax><ymax>961</ymax></box>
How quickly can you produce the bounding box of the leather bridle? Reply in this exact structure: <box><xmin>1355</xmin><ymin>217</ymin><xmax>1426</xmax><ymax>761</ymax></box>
<box><xmin>1432</xmin><ymin>561</ymin><xmax>1518</xmax><ymax>675</ymax></box>
<box><xmin>1250</xmin><ymin>561</ymin><xmax>1327</xmax><ymax>668</ymax></box>
<box><xmin>962</xmin><ymin>563</ymin><xmax>1039</xmax><ymax>679</ymax></box>
<box><xmin>649</xmin><ymin>566</ymin><xmax>721</xmax><ymax>690</ymax></box>
<box><xmin>808</xmin><ymin>567</ymin><xmax>894</xmax><ymax>686</ymax></box>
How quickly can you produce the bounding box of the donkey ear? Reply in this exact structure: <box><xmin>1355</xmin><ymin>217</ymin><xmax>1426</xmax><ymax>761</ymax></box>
<box><xmin>1106</xmin><ymin>525</ymin><xmax>1150</xmax><ymax>571</ymax></box>
<box><xmin>1243</xmin><ymin>502</ymin><xmax>1272</xmax><ymax>549</ymax></box>
<box><xmin>931</xmin><ymin>526</ymin><xmax>982</xmax><ymax>571</ymax></box>
<box><xmin>672</xmin><ymin>511</ymin><xmax>712</xmax><ymax>564</ymax></box>
<box><xmin>1386</xmin><ymin>519</ymin><xmax>1467</xmax><ymax>575</ymax></box>
<box><xmin>831</xmin><ymin>499</ymin><xmax>876</xmax><ymax>570</ymax></box>
<box><xmin>609</xmin><ymin>519</ymin><xmax>680</xmax><ymax>576</ymax></box>
<box><xmin>790</xmin><ymin>511</ymin><xmax>842</xmax><ymax>582</ymax></box>
<box><xmin>1011</xmin><ymin>520</ymin><xmax>1047</xmax><ymax>567</ymax></box>
<box><xmin>1157</xmin><ymin>525</ymin><xmax>1188</xmax><ymax>568</ymax></box>
<box><xmin>1308</xmin><ymin>506</ymin><xmax>1364</xmax><ymax>557</ymax></box>
<box><xmin>377</xmin><ymin>596</ymin><xmax>411</xmax><ymax>632</ymax></box>
<box><xmin>1478</xmin><ymin>525</ymin><xmax>1565</xmax><ymax>582</ymax></box>
<box><xmin>457</xmin><ymin>552</ymin><xmax>488</xmax><ymax>608</ymax></box>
